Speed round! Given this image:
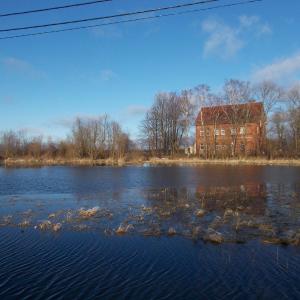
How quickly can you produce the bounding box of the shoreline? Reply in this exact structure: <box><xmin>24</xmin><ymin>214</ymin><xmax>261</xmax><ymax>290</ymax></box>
<box><xmin>147</xmin><ymin>158</ymin><xmax>300</xmax><ymax>166</ymax></box>
<box><xmin>1</xmin><ymin>157</ymin><xmax>300</xmax><ymax>167</ymax></box>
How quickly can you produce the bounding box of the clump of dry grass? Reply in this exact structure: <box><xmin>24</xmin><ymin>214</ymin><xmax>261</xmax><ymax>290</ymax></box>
<box><xmin>115</xmin><ymin>224</ymin><xmax>134</xmax><ymax>235</ymax></box>
<box><xmin>78</xmin><ymin>207</ymin><xmax>100</xmax><ymax>218</ymax></box>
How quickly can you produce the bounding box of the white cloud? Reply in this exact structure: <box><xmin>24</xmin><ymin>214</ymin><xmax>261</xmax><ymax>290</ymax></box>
<box><xmin>1</xmin><ymin>57</ymin><xmax>45</xmax><ymax>78</ymax></box>
<box><xmin>125</xmin><ymin>105</ymin><xmax>148</xmax><ymax>117</ymax></box>
<box><xmin>202</xmin><ymin>19</ymin><xmax>243</xmax><ymax>59</ymax></box>
<box><xmin>117</xmin><ymin>105</ymin><xmax>148</xmax><ymax>125</ymax></box>
<box><xmin>3</xmin><ymin>57</ymin><xmax>30</xmax><ymax>69</ymax></box>
<box><xmin>239</xmin><ymin>15</ymin><xmax>260</xmax><ymax>27</ymax></box>
<box><xmin>258</xmin><ymin>24</ymin><xmax>272</xmax><ymax>35</ymax></box>
<box><xmin>201</xmin><ymin>15</ymin><xmax>271</xmax><ymax>59</ymax></box>
<box><xmin>100</xmin><ymin>69</ymin><xmax>117</xmax><ymax>81</ymax></box>
<box><xmin>252</xmin><ymin>52</ymin><xmax>300</xmax><ymax>82</ymax></box>
<box><xmin>239</xmin><ymin>15</ymin><xmax>272</xmax><ymax>35</ymax></box>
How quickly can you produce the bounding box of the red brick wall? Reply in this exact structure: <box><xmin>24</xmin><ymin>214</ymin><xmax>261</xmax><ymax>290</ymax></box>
<box><xmin>196</xmin><ymin>122</ymin><xmax>264</xmax><ymax>157</ymax></box>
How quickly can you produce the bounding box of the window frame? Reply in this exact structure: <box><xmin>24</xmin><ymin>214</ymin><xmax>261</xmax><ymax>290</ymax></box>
<box><xmin>240</xmin><ymin>127</ymin><xmax>246</xmax><ymax>135</ymax></box>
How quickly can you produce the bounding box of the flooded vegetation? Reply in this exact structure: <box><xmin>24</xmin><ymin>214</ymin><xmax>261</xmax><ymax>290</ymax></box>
<box><xmin>1</xmin><ymin>165</ymin><xmax>300</xmax><ymax>298</ymax></box>
<box><xmin>1</xmin><ymin>167</ymin><xmax>300</xmax><ymax>245</ymax></box>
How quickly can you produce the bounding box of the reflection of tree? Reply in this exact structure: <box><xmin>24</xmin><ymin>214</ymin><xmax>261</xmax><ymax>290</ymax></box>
<box><xmin>135</xmin><ymin>183</ymin><xmax>300</xmax><ymax>244</ymax></box>
<box><xmin>195</xmin><ymin>183</ymin><xmax>267</xmax><ymax>216</ymax></box>
<box><xmin>140</xmin><ymin>183</ymin><xmax>267</xmax><ymax>235</ymax></box>
<box><xmin>143</xmin><ymin>187</ymin><xmax>192</xmax><ymax>216</ymax></box>
<box><xmin>142</xmin><ymin>183</ymin><xmax>267</xmax><ymax>219</ymax></box>
<box><xmin>141</xmin><ymin>187</ymin><xmax>201</xmax><ymax>232</ymax></box>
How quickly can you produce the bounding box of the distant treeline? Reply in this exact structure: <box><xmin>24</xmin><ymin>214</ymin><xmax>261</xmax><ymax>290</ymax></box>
<box><xmin>0</xmin><ymin>79</ymin><xmax>300</xmax><ymax>160</ymax></box>
<box><xmin>0</xmin><ymin>115</ymin><xmax>133</xmax><ymax>161</ymax></box>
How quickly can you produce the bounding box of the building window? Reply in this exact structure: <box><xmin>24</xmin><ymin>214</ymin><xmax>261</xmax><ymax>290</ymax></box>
<box><xmin>200</xmin><ymin>144</ymin><xmax>205</xmax><ymax>151</ymax></box>
<box><xmin>231</xmin><ymin>128</ymin><xmax>237</xmax><ymax>135</ymax></box>
<box><xmin>240</xmin><ymin>143</ymin><xmax>245</xmax><ymax>152</ymax></box>
<box><xmin>206</xmin><ymin>129</ymin><xmax>210</xmax><ymax>136</ymax></box>
<box><xmin>214</xmin><ymin>129</ymin><xmax>219</xmax><ymax>136</ymax></box>
<box><xmin>216</xmin><ymin>144</ymin><xmax>227</xmax><ymax>151</ymax></box>
<box><xmin>240</xmin><ymin>127</ymin><xmax>246</xmax><ymax>135</ymax></box>
<box><xmin>200</xmin><ymin>130</ymin><xmax>204</xmax><ymax>136</ymax></box>
<box><xmin>221</xmin><ymin>129</ymin><xmax>225</xmax><ymax>136</ymax></box>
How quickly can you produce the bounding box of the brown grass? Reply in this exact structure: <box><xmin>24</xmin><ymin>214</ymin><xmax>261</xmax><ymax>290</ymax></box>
<box><xmin>147</xmin><ymin>157</ymin><xmax>300</xmax><ymax>166</ymax></box>
<box><xmin>1</xmin><ymin>156</ymin><xmax>300</xmax><ymax>167</ymax></box>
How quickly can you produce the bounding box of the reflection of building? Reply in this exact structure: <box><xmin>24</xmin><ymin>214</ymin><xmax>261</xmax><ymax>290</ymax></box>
<box><xmin>196</xmin><ymin>183</ymin><xmax>267</xmax><ymax>215</ymax></box>
<box><xmin>195</xmin><ymin>102</ymin><xmax>266</xmax><ymax>157</ymax></box>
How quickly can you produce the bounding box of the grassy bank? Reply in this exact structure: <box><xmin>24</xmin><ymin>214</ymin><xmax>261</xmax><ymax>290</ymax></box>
<box><xmin>1</xmin><ymin>157</ymin><xmax>300</xmax><ymax>167</ymax></box>
<box><xmin>147</xmin><ymin>157</ymin><xmax>300</xmax><ymax>166</ymax></box>
<box><xmin>1</xmin><ymin>157</ymin><xmax>138</xmax><ymax>167</ymax></box>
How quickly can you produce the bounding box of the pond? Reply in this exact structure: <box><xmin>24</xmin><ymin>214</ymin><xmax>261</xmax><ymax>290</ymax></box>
<box><xmin>0</xmin><ymin>165</ymin><xmax>300</xmax><ymax>299</ymax></box>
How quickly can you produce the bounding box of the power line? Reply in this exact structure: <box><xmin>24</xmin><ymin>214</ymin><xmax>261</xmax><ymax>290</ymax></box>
<box><xmin>0</xmin><ymin>0</ymin><xmax>112</xmax><ymax>18</ymax></box>
<box><xmin>0</xmin><ymin>0</ymin><xmax>221</xmax><ymax>32</ymax></box>
<box><xmin>0</xmin><ymin>0</ymin><xmax>263</xmax><ymax>40</ymax></box>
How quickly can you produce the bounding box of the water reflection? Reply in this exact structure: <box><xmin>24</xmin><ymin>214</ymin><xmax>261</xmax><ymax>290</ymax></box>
<box><xmin>1</xmin><ymin>177</ymin><xmax>299</xmax><ymax>245</ymax></box>
<box><xmin>1</xmin><ymin>166</ymin><xmax>300</xmax><ymax>299</ymax></box>
<box><xmin>196</xmin><ymin>183</ymin><xmax>267</xmax><ymax>215</ymax></box>
<box><xmin>0</xmin><ymin>166</ymin><xmax>300</xmax><ymax>244</ymax></box>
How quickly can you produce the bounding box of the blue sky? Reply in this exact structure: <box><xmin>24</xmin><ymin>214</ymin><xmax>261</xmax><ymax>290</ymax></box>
<box><xmin>1</xmin><ymin>0</ymin><xmax>300</xmax><ymax>140</ymax></box>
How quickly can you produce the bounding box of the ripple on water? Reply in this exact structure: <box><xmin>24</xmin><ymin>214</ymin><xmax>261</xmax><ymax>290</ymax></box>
<box><xmin>0</xmin><ymin>228</ymin><xmax>300</xmax><ymax>299</ymax></box>
<box><xmin>1</xmin><ymin>166</ymin><xmax>300</xmax><ymax>299</ymax></box>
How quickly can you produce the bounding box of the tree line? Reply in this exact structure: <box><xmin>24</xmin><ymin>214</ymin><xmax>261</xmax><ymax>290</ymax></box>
<box><xmin>0</xmin><ymin>115</ymin><xmax>131</xmax><ymax>160</ymax></box>
<box><xmin>1</xmin><ymin>79</ymin><xmax>300</xmax><ymax>161</ymax></box>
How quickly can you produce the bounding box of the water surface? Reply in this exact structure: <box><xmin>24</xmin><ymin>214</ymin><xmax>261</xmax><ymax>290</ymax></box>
<box><xmin>0</xmin><ymin>165</ymin><xmax>300</xmax><ymax>299</ymax></box>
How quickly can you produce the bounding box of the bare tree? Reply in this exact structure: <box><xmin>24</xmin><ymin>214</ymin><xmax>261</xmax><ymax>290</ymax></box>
<box><xmin>270</xmin><ymin>111</ymin><xmax>288</xmax><ymax>157</ymax></box>
<box><xmin>288</xmin><ymin>83</ymin><xmax>300</xmax><ymax>107</ymax></box>
<box><xmin>0</xmin><ymin>131</ymin><xmax>19</xmax><ymax>158</ymax></box>
<box><xmin>202</xmin><ymin>94</ymin><xmax>224</xmax><ymax>158</ymax></box>
<box><xmin>140</xmin><ymin>91</ymin><xmax>195</xmax><ymax>156</ymax></box>
<box><xmin>253</xmin><ymin>80</ymin><xmax>283</xmax><ymax>114</ymax></box>
<box><xmin>27</xmin><ymin>136</ymin><xmax>43</xmax><ymax>158</ymax></box>
<box><xmin>222</xmin><ymin>79</ymin><xmax>253</xmax><ymax>156</ymax></box>
<box><xmin>71</xmin><ymin>115</ymin><xmax>130</xmax><ymax>160</ymax></box>
<box><xmin>193</xmin><ymin>84</ymin><xmax>211</xmax><ymax>111</ymax></box>
<box><xmin>287</xmin><ymin>83</ymin><xmax>300</xmax><ymax>156</ymax></box>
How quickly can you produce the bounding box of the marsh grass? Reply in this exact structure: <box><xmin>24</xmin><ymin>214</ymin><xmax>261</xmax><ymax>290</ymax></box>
<box><xmin>2</xmin><ymin>156</ymin><xmax>300</xmax><ymax>167</ymax></box>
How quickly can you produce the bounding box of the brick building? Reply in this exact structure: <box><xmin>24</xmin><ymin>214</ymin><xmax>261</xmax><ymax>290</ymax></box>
<box><xmin>195</xmin><ymin>102</ymin><xmax>266</xmax><ymax>157</ymax></box>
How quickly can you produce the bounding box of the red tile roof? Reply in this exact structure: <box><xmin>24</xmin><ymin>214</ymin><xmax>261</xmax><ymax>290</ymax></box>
<box><xmin>196</xmin><ymin>102</ymin><xmax>264</xmax><ymax>125</ymax></box>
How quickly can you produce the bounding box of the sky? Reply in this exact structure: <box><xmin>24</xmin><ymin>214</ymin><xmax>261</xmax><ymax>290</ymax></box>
<box><xmin>0</xmin><ymin>0</ymin><xmax>300</xmax><ymax>140</ymax></box>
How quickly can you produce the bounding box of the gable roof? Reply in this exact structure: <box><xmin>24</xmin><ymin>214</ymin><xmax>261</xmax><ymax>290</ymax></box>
<box><xmin>196</xmin><ymin>102</ymin><xmax>264</xmax><ymax>125</ymax></box>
